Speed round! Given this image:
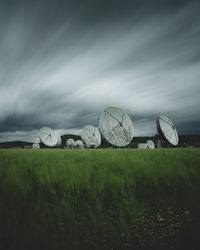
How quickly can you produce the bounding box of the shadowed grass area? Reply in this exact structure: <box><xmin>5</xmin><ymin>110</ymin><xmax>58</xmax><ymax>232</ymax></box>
<box><xmin>0</xmin><ymin>148</ymin><xmax>200</xmax><ymax>250</ymax></box>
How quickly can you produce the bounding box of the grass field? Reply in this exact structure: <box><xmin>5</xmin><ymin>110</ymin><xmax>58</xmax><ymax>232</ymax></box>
<box><xmin>0</xmin><ymin>148</ymin><xmax>200</xmax><ymax>250</ymax></box>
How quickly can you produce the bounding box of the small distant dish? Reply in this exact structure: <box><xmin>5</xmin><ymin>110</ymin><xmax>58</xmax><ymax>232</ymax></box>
<box><xmin>74</xmin><ymin>140</ymin><xmax>84</xmax><ymax>148</ymax></box>
<box><xmin>147</xmin><ymin>140</ymin><xmax>155</xmax><ymax>149</ymax></box>
<box><xmin>39</xmin><ymin>127</ymin><xmax>61</xmax><ymax>147</ymax></box>
<box><xmin>81</xmin><ymin>125</ymin><xmax>101</xmax><ymax>148</ymax></box>
<box><xmin>98</xmin><ymin>106</ymin><xmax>134</xmax><ymax>147</ymax></box>
<box><xmin>66</xmin><ymin>138</ymin><xmax>75</xmax><ymax>148</ymax></box>
<box><xmin>156</xmin><ymin>115</ymin><xmax>179</xmax><ymax>146</ymax></box>
<box><xmin>32</xmin><ymin>143</ymin><xmax>40</xmax><ymax>149</ymax></box>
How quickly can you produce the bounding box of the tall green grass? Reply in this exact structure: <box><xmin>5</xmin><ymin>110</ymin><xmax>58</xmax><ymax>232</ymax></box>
<box><xmin>0</xmin><ymin>148</ymin><xmax>200</xmax><ymax>250</ymax></box>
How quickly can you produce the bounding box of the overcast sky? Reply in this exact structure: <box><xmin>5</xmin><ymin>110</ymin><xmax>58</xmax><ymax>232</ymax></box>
<box><xmin>0</xmin><ymin>0</ymin><xmax>200</xmax><ymax>142</ymax></box>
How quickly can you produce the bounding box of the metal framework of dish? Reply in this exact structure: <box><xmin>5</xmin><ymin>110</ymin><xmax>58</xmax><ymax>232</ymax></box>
<box><xmin>147</xmin><ymin>140</ymin><xmax>155</xmax><ymax>149</ymax></box>
<box><xmin>74</xmin><ymin>140</ymin><xmax>84</xmax><ymax>148</ymax></box>
<box><xmin>32</xmin><ymin>143</ymin><xmax>40</xmax><ymax>149</ymax></box>
<box><xmin>55</xmin><ymin>131</ymin><xmax>62</xmax><ymax>146</ymax></box>
<box><xmin>157</xmin><ymin>139</ymin><xmax>162</xmax><ymax>148</ymax></box>
<box><xmin>156</xmin><ymin>115</ymin><xmax>179</xmax><ymax>146</ymax></box>
<box><xmin>39</xmin><ymin>127</ymin><xmax>61</xmax><ymax>147</ymax></box>
<box><xmin>138</xmin><ymin>143</ymin><xmax>148</xmax><ymax>149</ymax></box>
<box><xmin>66</xmin><ymin>138</ymin><xmax>75</xmax><ymax>148</ymax></box>
<box><xmin>98</xmin><ymin>106</ymin><xmax>134</xmax><ymax>147</ymax></box>
<box><xmin>81</xmin><ymin>125</ymin><xmax>101</xmax><ymax>147</ymax></box>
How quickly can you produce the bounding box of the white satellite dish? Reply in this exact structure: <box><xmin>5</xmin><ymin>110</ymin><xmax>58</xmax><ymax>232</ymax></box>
<box><xmin>156</xmin><ymin>115</ymin><xmax>179</xmax><ymax>146</ymax></box>
<box><xmin>81</xmin><ymin>125</ymin><xmax>101</xmax><ymax>148</ymax></box>
<box><xmin>147</xmin><ymin>140</ymin><xmax>155</xmax><ymax>149</ymax></box>
<box><xmin>32</xmin><ymin>143</ymin><xmax>40</xmax><ymax>149</ymax></box>
<box><xmin>34</xmin><ymin>138</ymin><xmax>40</xmax><ymax>144</ymax></box>
<box><xmin>66</xmin><ymin>138</ymin><xmax>75</xmax><ymax>148</ymax></box>
<box><xmin>98</xmin><ymin>106</ymin><xmax>134</xmax><ymax>147</ymax></box>
<box><xmin>55</xmin><ymin>131</ymin><xmax>62</xmax><ymax>146</ymax></box>
<box><xmin>39</xmin><ymin>127</ymin><xmax>61</xmax><ymax>147</ymax></box>
<box><xmin>74</xmin><ymin>140</ymin><xmax>84</xmax><ymax>148</ymax></box>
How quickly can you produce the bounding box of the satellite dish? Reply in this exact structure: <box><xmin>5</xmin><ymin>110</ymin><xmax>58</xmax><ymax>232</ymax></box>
<box><xmin>34</xmin><ymin>138</ymin><xmax>40</xmax><ymax>144</ymax></box>
<box><xmin>74</xmin><ymin>140</ymin><xmax>84</xmax><ymax>148</ymax></box>
<box><xmin>81</xmin><ymin>125</ymin><xmax>101</xmax><ymax>148</ymax></box>
<box><xmin>32</xmin><ymin>143</ymin><xmax>40</xmax><ymax>149</ymax></box>
<box><xmin>98</xmin><ymin>106</ymin><xmax>134</xmax><ymax>147</ymax></box>
<box><xmin>55</xmin><ymin>131</ymin><xmax>62</xmax><ymax>146</ymax></box>
<box><xmin>156</xmin><ymin>115</ymin><xmax>179</xmax><ymax>146</ymax></box>
<box><xmin>147</xmin><ymin>140</ymin><xmax>155</xmax><ymax>149</ymax></box>
<box><xmin>66</xmin><ymin>138</ymin><xmax>75</xmax><ymax>148</ymax></box>
<box><xmin>39</xmin><ymin>127</ymin><xmax>61</xmax><ymax>147</ymax></box>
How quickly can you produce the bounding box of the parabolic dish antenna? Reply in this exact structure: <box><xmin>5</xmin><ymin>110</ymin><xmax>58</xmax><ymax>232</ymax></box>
<box><xmin>39</xmin><ymin>127</ymin><xmax>61</xmax><ymax>147</ymax></box>
<box><xmin>98</xmin><ymin>106</ymin><xmax>134</xmax><ymax>147</ymax></box>
<box><xmin>147</xmin><ymin>140</ymin><xmax>155</xmax><ymax>149</ymax></box>
<box><xmin>32</xmin><ymin>143</ymin><xmax>40</xmax><ymax>149</ymax></box>
<box><xmin>74</xmin><ymin>140</ymin><xmax>84</xmax><ymax>148</ymax></box>
<box><xmin>66</xmin><ymin>138</ymin><xmax>75</xmax><ymax>148</ymax></box>
<box><xmin>81</xmin><ymin>125</ymin><xmax>101</xmax><ymax>148</ymax></box>
<box><xmin>156</xmin><ymin>115</ymin><xmax>179</xmax><ymax>146</ymax></box>
<box><xmin>55</xmin><ymin>131</ymin><xmax>61</xmax><ymax>146</ymax></box>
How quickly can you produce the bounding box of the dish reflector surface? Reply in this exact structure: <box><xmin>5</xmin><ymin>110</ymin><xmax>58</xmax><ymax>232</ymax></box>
<box><xmin>98</xmin><ymin>106</ymin><xmax>134</xmax><ymax>147</ymax></box>
<box><xmin>66</xmin><ymin>138</ymin><xmax>75</xmax><ymax>147</ymax></box>
<box><xmin>55</xmin><ymin>131</ymin><xmax>61</xmax><ymax>146</ymax></box>
<box><xmin>32</xmin><ymin>143</ymin><xmax>40</xmax><ymax>149</ymax></box>
<box><xmin>39</xmin><ymin>127</ymin><xmax>59</xmax><ymax>147</ymax></box>
<box><xmin>147</xmin><ymin>140</ymin><xmax>155</xmax><ymax>149</ymax></box>
<box><xmin>156</xmin><ymin>115</ymin><xmax>179</xmax><ymax>146</ymax></box>
<box><xmin>81</xmin><ymin>125</ymin><xmax>101</xmax><ymax>147</ymax></box>
<box><xmin>74</xmin><ymin>140</ymin><xmax>84</xmax><ymax>148</ymax></box>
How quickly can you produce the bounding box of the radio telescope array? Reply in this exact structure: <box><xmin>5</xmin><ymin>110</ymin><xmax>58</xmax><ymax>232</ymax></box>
<box><xmin>99</xmin><ymin>107</ymin><xmax>134</xmax><ymax>147</ymax></box>
<box><xmin>35</xmin><ymin>107</ymin><xmax>179</xmax><ymax>149</ymax></box>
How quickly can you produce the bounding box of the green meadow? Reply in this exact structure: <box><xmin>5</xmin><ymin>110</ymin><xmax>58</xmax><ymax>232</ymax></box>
<box><xmin>0</xmin><ymin>148</ymin><xmax>200</xmax><ymax>250</ymax></box>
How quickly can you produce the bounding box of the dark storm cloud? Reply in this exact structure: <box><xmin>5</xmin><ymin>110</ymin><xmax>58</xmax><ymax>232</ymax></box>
<box><xmin>0</xmin><ymin>0</ymin><xmax>200</xmax><ymax>142</ymax></box>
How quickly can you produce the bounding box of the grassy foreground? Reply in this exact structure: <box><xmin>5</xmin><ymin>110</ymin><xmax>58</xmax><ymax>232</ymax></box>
<box><xmin>0</xmin><ymin>148</ymin><xmax>200</xmax><ymax>250</ymax></box>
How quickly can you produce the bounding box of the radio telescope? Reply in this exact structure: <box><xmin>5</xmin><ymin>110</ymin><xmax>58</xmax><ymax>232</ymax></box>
<box><xmin>74</xmin><ymin>140</ymin><xmax>84</xmax><ymax>148</ymax></box>
<box><xmin>55</xmin><ymin>131</ymin><xmax>61</xmax><ymax>146</ymax></box>
<box><xmin>39</xmin><ymin>127</ymin><xmax>61</xmax><ymax>147</ymax></box>
<box><xmin>98</xmin><ymin>106</ymin><xmax>134</xmax><ymax>147</ymax></box>
<box><xmin>66</xmin><ymin>138</ymin><xmax>75</xmax><ymax>148</ymax></box>
<box><xmin>156</xmin><ymin>115</ymin><xmax>179</xmax><ymax>147</ymax></box>
<box><xmin>147</xmin><ymin>140</ymin><xmax>155</xmax><ymax>149</ymax></box>
<box><xmin>81</xmin><ymin>125</ymin><xmax>101</xmax><ymax>148</ymax></box>
<box><xmin>32</xmin><ymin>143</ymin><xmax>40</xmax><ymax>149</ymax></box>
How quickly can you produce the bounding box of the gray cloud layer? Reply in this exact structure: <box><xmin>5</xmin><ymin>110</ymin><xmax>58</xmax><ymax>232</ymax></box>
<box><xmin>0</xmin><ymin>0</ymin><xmax>200</xmax><ymax>142</ymax></box>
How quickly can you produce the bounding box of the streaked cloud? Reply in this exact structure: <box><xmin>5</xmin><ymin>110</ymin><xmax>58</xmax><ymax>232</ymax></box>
<box><xmin>0</xmin><ymin>0</ymin><xmax>200</xmax><ymax>142</ymax></box>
